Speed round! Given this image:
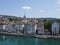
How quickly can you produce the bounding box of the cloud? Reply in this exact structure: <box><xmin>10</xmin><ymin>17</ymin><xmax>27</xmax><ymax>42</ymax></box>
<box><xmin>56</xmin><ymin>0</ymin><xmax>60</xmax><ymax>4</ymax></box>
<box><xmin>22</xmin><ymin>6</ymin><xmax>31</xmax><ymax>10</ymax></box>
<box><xmin>40</xmin><ymin>10</ymin><xmax>44</xmax><ymax>13</ymax></box>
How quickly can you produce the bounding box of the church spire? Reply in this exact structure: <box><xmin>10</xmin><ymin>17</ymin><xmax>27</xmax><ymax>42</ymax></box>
<box><xmin>23</xmin><ymin>13</ymin><xmax>26</xmax><ymax>19</ymax></box>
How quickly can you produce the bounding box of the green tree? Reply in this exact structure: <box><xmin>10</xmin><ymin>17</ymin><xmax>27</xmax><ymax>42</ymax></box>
<box><xmin>9</xmin><ymin>17</ymin><xmax>14</xmax><ymax>21</ymax></box>
<box><xmin>44</xmin><ymin>20</ymin><xmax>53</xmax><ymax>32</ymax></box>
<box><xmin>8</xmin><ymin>17</ymin><xmax>18</xmax><ymax>22</ymax></box>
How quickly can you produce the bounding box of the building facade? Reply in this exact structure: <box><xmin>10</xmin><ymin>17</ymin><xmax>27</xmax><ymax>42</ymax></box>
<box><xmin>24</xmin><ymin>22</ymin><xmax>37</xmax><ymax>35</ymax></box>
<box><xmin>15</xmin><ymin>22</ymin><xmax>24</xmax><ymax>33</ymax></box>
<box><xmin>37</xmin><ymin>22</ymin><xmax>44</xmax><ymax>35</ymax></box>
<box><xmin>4</xmin><ymin>22</ymin><xmax>16</xmax><ymax>32</ymax></box>
<box><xmin>51</xmin><ymin>22</ymin><xmax>59</xmax><ymax>35</ymax></box>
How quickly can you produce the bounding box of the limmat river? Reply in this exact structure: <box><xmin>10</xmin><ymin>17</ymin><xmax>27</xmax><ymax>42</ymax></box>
<box><xmin>0</xmin><ymin>35</ymin><xmax>60</xmax><ymax>45</ymax></box>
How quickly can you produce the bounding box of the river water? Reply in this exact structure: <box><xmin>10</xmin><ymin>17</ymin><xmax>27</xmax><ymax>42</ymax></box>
<box><xmin>0</xmin><ymin>35</ymin><xmax>60</xmax><ymax>45</ymax></box>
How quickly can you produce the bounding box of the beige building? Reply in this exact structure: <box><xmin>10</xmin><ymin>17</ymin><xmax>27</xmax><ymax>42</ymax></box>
<box><xmin>37</xmin><ymin>22</ymin><xmax>45</xmax><ymax>35</ymax></box>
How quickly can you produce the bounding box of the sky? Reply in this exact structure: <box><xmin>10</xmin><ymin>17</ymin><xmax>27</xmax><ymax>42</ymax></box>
<box><xmin>0</xmin><ymin>0</ymin><xmax>60</xmax><ymax>18</ymax></box>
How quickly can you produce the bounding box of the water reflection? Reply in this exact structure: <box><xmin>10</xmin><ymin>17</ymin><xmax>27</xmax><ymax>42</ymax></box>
<box><xmin>3</xmin><ymin>35</ymin><xmax>5</xmax><ymax>40</ymax></box>
<box><xmin>0</xmin><ymin>35</ymin><xmax>60</xmax><ymax>45</ymax></box>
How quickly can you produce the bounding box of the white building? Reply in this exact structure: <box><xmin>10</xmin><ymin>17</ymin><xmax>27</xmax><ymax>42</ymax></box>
<box><xmin>24</xmin><ymin>22</ymin><xmax>37</xmax><ymax>35</ymax></box>
<box><xmin>37</xmin><ymin>22</ymin><xmax>44</xmax><ymax>34</ymax></box>
<box><xmin>51</xmin><ymin>22</ymin><xmax>59</xmax><ymax>35</ymax></box>
<box><xmin>4</xmin><ymin>22</ymin><xmax>16</xmax><ymax>32</ymax></box>
<box><xmin>15</xmin><ymin>22</ymin><xmax>24</xmax><ymax>33</ymax></box>
<box><xmin>0</xmin><ymin>21</ymin><xmax>7</xmax><ymax>31</ymax></box>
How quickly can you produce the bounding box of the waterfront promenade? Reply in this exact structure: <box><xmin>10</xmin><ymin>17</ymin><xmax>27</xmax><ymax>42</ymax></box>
<box><xmin>35</xmin><ymin>35</ymin><xmax>60</xmax><ymax>38</ymax></box>
<box><xmin>0</xmin><ymin>32</ymin><xmax>60</xmax><ymax>39</ymax></box>
<box><xmin>0</xmin><ymin>32</ymin><xmax>25</xmax><ymax>36</ymax></box>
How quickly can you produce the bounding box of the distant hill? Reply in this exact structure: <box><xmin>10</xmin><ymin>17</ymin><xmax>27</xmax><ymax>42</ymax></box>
<box><xmin>0</xmin><ymin>15</ymin><xmax>23</xmax><ymax>20</ymax></box>
<box><xmin>36</xmin><ymin>18</ymin><xmax>60</xmax><ymax>21</ymax></box>
<box><xmin>0</xmin><ymin>15</ymin><xmax>60</xmax><ymax>21</ymax></box>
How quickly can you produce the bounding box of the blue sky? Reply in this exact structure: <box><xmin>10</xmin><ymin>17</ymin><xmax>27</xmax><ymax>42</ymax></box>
<box><xmin>0</xmin><ymin>0</ymin><xmax>60</xmax><ymax>18</ymax></box>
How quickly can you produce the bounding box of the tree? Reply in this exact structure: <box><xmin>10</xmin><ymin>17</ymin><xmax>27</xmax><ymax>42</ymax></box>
<box><xmin>8</xmin><ymin>17</ymin><xmax>18</xmax><ymax>22</ymax></box>
<box><xmin>44</xmin><ymin>20</ymin><xmax>53</xmax><ymax>32</ymax></box>
<box><xmin>8</xmin><ymin>17</ymin><xmax>13</xmax><ymax>21</ymax></box>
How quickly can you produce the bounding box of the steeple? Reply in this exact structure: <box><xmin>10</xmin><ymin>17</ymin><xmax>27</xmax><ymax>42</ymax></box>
<box><xmin>23</xmin><ymin>14</ymin><xmax>26</xmax><ymax>19</ymax></box>
<box><xmin>22</xmin><ymin>14</ymin><xmax>28</xmax><ymax>23</ymax></box>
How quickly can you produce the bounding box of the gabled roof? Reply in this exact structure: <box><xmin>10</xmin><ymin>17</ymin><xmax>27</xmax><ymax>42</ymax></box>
<box><xmin>0</xmin><ymin>21</ymin><xmax>8</xmax><ymax>25</ymax></box>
